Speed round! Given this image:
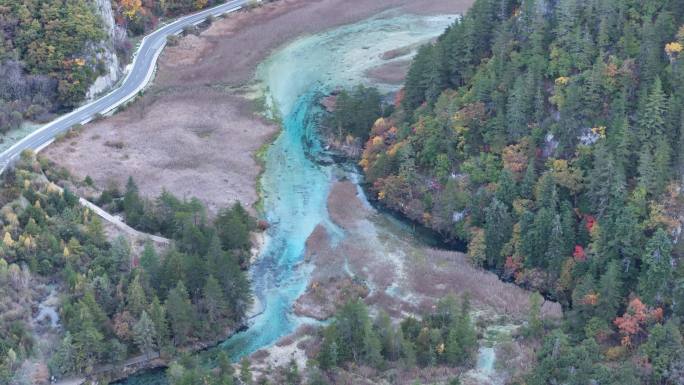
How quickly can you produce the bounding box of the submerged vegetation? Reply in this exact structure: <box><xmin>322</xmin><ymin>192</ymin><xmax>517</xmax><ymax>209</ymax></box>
<box><xmin>354</xmin><ymin>0</ymin><xmax>684</xmax><ymax>383</ymax></box>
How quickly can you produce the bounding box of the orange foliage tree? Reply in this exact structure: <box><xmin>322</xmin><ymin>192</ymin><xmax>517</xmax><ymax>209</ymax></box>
<box><xmin>613</xmin><ymin>298</ymin><xmax>662</xmax><ymax>348</ymax></box>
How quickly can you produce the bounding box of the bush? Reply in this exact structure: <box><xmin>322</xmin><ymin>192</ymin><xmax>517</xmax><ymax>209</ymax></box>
<box><xmin>167</xmin><ymin>35</ymin><xmax>181</xmax><ymax>47</ymax></box>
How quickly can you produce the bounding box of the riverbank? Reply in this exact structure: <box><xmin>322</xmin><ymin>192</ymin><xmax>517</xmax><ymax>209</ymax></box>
<box><xmin>246</xmin><ymin>178</ymin><xmax>562</xmax><ymax>384</ymax></box>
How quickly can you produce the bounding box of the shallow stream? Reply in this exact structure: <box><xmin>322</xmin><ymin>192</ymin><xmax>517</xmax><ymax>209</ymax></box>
<box><xmin>116</xmin><ymin>11</ymin><xmax>455</xmax><ymax>385</ymax></box>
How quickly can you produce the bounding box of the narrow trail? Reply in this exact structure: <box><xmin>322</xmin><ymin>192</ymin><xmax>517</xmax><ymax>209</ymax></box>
<box><xmin>43</xmin><ymin>177</ymin><xmax>170</xmax><ymax>247</ymax></box>
<box><xmin>77</xmin><ymin>194</ymin><xmax>170</xmax><ymax>246</ymax></box>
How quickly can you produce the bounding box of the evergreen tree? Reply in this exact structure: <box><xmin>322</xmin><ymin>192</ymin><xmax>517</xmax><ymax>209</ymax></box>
<box><xmin>149</xmin><ymin>296</ymin><xmax>170</xmax><ymax>352</ymax></box>
<box><xmin>495</xmin><ymin>169</ymin><xmax>518</xmax><ymax>208</ymax></box>
<box><xmin>140</xmin><ymin>241</ymin><xmax>161</xmax><ymax>290</ymax></box>
<box><xmin>588</xmin><ymin>144</ymin><xmax>624</xmax><ymax>217</ymax></box>
<box><xmin>484</xmin><ymin>198</ymin><xmax>513</xmax><ymax>267</ymax></box>
<box><xmin>641</xmin><ymin>320</ymin><xmax>684</xmax><ymax>384</ymax></box>
<box><xmin>239</xmin><ymin>356</ymin><xmax>253</xmax><ymax>385</ymax></box>
<box><xmin>545</xmin><ymin>214</ymin><xmax>567</xmax><ymax>281</ymax></box>
<box><xmin>166</xmin><ymin>281</ymin><xmax>195</xmax><ymax>346</ymax></box>
<box><xmin>202</xmin><ymin>275</ymin><xmax>226</xmax><ymax>336</ymax></box>
<box><xmin>127</xmin><ymin>273</ymin><xmax>148</xmax><ymax>317</ymax></box>
<box><xmin>123</xmin><ymin>177</ymin><xmax>145</xmax><ymax>228</ymax></box>
<box><xmin>133</xmin><ymin>311</ymin><xmax>157</xmax><ymax>360</ymax></box>
<box><xmin>639</xmin><ymin>229</ymin><xmax>673</xmax><ymax>305</ymax></box>
<box><xmin>596</xmin><ymin>260</ymin><xmax>622</xmax><ymax>322</ymax></box>
<box><xmin>520</xmin><ymin>160</ymin><xmax>537</xmax><ymax>199</ymax></box>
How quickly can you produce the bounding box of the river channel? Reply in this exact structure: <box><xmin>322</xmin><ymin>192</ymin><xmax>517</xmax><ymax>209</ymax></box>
<box><xmin>116</xmin><ymin>11</ymin><xmax>456</xmax><ymax>385</ymax></box>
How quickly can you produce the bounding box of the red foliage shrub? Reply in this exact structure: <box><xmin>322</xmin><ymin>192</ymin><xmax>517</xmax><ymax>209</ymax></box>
<box><xmin>573</xmin><ymin>245</ymin><xmax>586</xmax><ymax>262</ymax></box>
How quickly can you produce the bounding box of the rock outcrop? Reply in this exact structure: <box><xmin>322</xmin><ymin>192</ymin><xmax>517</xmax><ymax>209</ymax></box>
<box><xmin>86</xmin><ymin>0</ymin><xmax>126</xmax><ymax>100</ymax></box>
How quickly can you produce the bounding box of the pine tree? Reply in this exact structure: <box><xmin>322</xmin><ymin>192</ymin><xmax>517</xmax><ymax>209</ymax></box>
<box><xmin>520</xmin><ymin>160</ymin><xmax>537</xmax><ymax>199</ymax></box>
<box><xmin>148</xmin><ymin>296</ymin><xmax>170</xmax><ymax>352</ymax></box>
<box><xmin>506</xmin><ymin>75</ymin><xmax>532</xmax><ymax>140</ymax></box>
<box><xmin>520</xmin><ymin>210</ymin><xmax>540</xmax><ymax>267</ymax></box>
<box><xmin>639</xmin><ymin>78</ymin><xmax>668</xmax><ymax>143</ymax></box>
<box><xmin>484</xmin><ymin>198</ymin><xmax>513</xmax><ymax>268</ymax></box>
<box><xmin>652</xmin><ymin>136</ymin><xmax>672</xmax><ymax>194</ymax></box>
<box><xmin>545</xmin><ymin>214</ymin><xmax>567</xmax><ymax>280</ymax></box>
<box><xmin>495</xmin><ymin>169</ymin><xmax>518</xmax><ymax>208</ymax></box>
<box><xmin>638</xmin><ymin>148</ymin><xmax>658</xmax><ymax>193</ymax></box>
<box><xmin>527</xmin><ymin>292</ymin><xmax>543</xmax><ymax>337</ymax></box>
<box><xmin>239</xmin><ymin>356</ymin><xmax>252</xmax><ymax>385</ymax></box>
<box><xmin>415</xmin><ymin>327</ymin><xmax>434</xmax><ymax>367</ymax></box>
<box><xmin>140</xmin><ymin>241</ymin><xmax>160</xmax><ymax>290</ymax></box>
<box><xmin>596</xmin><ymin>260</ymin><xmax>622</xmax><ymax>321</ymax></box>
<box><xmin>127</xmin><ymin>273</ymin><xmax>147</xmax><ymax>317</ymax></box>
<box><xmin>111</xmin><ymin>235</ymin><xmax>131</xmax><ymax>272</ymax></box>
<box><xmin>589</xmin><ymin>144</ymin><xmax>624</xmax><ymax>217</ymax></box>
<box><xmin>123</xmin><ymin>176</ymin><xmax>144</xmax><ymax>227</ymax></box>
<box><xmin>642</xmin><ymin>320</ymin><xmax>684</xmax><ymax>383</ymax></box>
<box><xmin>216</xmin><ymin>350</ymin><xmax>235</xmax><ymax>382</ymax></box>
<box><xmin>375</xmin><ymin>311</ymin><xmax>400</xmax><ymax>361</ymax></box>
<box><xmin>51</xmin><ymin>332</ymin><xmax>76</xmax><ymax>375</ymax></box>
<box><xmin>532</xmin><ymin>207</ymin><xmax>554</xmax><ymax>268</ymax></box>
<box><xmin>166</xmin><ymin>281</ymin><xmax>195</xmax><ymax>346</ymax></box>
<box><xmin>133</xmin><ymin>311</ymin><xmax>157</xmax><ymax>360</ymax></box>
<box><xmin>445</xmin><ymin>295</ymin><xmax>476</xmax><ymax>365</ymax></box>
<box><xmin>202</xmin><ymin>275</ymin><xmax>226</xmax><ymax>336</ymax></box>
<box><xmin>639</xmin><ymin>229</ymin><xmax>673</xmax><ymax>305</ymax></box>
<box><xmin>317</xmin><ymin>326</ymin><xmax>339</xmax><ymax>370</ymax></box>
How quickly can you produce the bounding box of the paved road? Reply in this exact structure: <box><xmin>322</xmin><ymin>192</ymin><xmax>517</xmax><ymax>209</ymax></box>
<box><xmin>0</xmin><ymin>0</ymin><xmax>250</xmax><ymax>173</ymax></box>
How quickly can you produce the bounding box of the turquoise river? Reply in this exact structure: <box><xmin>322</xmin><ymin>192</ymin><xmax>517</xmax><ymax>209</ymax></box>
<box><xmin>116</xmin><ymin>11</ymin><xmax>456</xmax><ymax>385</ymax></box>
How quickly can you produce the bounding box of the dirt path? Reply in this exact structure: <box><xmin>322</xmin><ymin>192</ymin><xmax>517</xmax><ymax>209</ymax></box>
<box><xmin>41</xmin><ymin>0</ymin><xmax>473</xmax><ymax>216</ymax></box>
<box><xmin>77</xmin><ymin>194</ymin><xmax>170</xmax><ymax>246</ymax></box>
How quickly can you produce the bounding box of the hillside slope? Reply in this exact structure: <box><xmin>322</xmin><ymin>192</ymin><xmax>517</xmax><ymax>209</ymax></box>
<box><xmin>360</xmin><ymin>0</ymin><xmax>684</xmax><ymax>383</ymax></box>
<box><xmin>0</xmin><ymin>0</ymin><xmax>230</xmax><ymax>136</ymax></box>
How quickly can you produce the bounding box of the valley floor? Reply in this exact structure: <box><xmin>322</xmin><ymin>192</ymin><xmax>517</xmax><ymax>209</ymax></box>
<box><xmin>41</xmin><ymin>0</ymin><xmax>473</xmax><ymax>216</ymax></box>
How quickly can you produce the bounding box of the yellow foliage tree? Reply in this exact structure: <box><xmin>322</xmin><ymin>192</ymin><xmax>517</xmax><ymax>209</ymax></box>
<box><xmin>22</xmin><ymin>235</ymin><xmax>32</xmax><ymax>249</ymax></box>
<box><xmin>555</xmin><ymin>76</ymin><xmax>570</xmax><ymax>86</ymax></box>
<box><xmin>665</xmin><ymin>42</ymin><xmax>683</xmax><ymax>56</ymax></box>
<box><xmin>121</xmin><ymin>0</ymin><xmax>143</xmax><ymax>20</ymax></box>
<box><xmin>550</xmin><ymin>159</ymin><xmax>583</xmax><ymax>193</ymax></box>
<box><xmin>467</xmin><ymin>228</ymin><xmax>486</xmax><ymax>267</ymax></box>
<box><xmin>3</xmin><ymin>232</ymin><xmax>14</xmax><ymax>248</ymax></box>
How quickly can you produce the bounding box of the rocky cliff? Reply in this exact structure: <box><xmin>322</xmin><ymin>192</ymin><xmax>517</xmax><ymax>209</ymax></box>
<box><xmin>86</xmin><ymin>0</ymin><xmax>126</xmax><ymax>100</ymax></box>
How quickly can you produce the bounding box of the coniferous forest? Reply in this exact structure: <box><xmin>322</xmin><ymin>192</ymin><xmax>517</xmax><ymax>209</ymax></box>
<box><xmin>354</xmin><ymin>0</ymin><xmax>684</xmax><ymax>383</ymax></box>
<box><xmin>0</xmin><ymin>154</ymin><xmax>252</xmax><ymax>383</ymax></box>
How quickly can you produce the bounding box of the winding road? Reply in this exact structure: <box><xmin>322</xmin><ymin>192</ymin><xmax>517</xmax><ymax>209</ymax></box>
<box><xmin>0</xmin><ymin>0</ymin><xmax>249</xmax><ymax>173</ymax></box>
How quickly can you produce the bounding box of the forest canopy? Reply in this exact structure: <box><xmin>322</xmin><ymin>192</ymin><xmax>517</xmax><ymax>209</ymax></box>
<box><xmin>358</xmin><ymin>0</ymin><xmax>684</xmax><ymax>383</ymax></box>
<box><xmin>0</xmin><ymin>155</ymin><xmax>253</xmax><ymax>383</ymax></box>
